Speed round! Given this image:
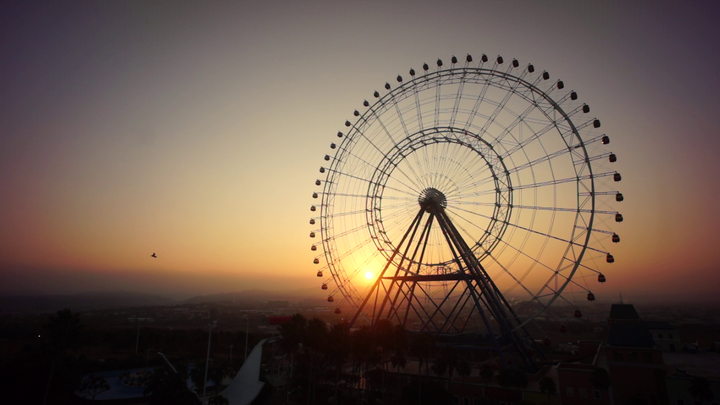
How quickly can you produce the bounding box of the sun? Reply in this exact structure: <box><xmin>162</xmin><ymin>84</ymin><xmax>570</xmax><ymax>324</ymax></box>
<box><xmin>364</xmin><ymin>271</ymin><xmax>373</xmax><ymax>280</ymax></box>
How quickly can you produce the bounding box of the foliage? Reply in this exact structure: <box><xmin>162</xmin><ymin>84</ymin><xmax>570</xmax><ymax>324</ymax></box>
<box><xmin>539</xmin><ymin>376</ymin><xmax>557</xmax><ymax>405</ymax></box>
<box><xmin>144</xmin><ymin>367</ymin><xmax>201</xmax><ymax>405</ymax></box>
<box><xmin>209</xmin><ymin>394</ymin><xmax>230</xmax><ymax>405</ymax></box>
<box><xmin>689</xmin><ymin>376</ymin><xmax>715</xmax><ymax>404</ymax></box>
<box><xmin>479</xmin><ymin>363</ymin><xmax>494</xmax><ymax>384</ymax></box>
<box><xmin>400</xmin><ymin>381</ymin><xmax>453</xmax><ymax>405</ymax></box>
<box><xmin>539</xmin><ymin>376</ymin><xmax>557</xmax><ymax>395</ymax></box>
<box><xmin>590</xmin><ymin>367</ymin><xmax>612</xmax><ymax>391</ymax></box>
<box><xmin>79</xmin><ymin>374</ymin><xmax>110</xmax><ymax>400</ymax></box>
<box><xmin>498</xmin><ymin>368</ymin><xmax>528</xmax><ymax>388</ymax></box>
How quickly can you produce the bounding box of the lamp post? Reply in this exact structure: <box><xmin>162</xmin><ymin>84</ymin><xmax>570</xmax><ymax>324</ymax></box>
<box><xmin>202</xmin><ymin>322</ymin><xmax>214</xmax><ymax>400</ymax></box>
<box><xmin>244</xmin><ymin>316</ymin><xmax>249</xmax><ymax>360</ymax></box>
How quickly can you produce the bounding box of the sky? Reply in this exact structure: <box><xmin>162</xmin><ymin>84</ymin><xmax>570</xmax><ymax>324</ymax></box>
<box><xmin>1</xmin><ymin>1</ymin><xmax>719</xmax><ymax>303</ymax></box>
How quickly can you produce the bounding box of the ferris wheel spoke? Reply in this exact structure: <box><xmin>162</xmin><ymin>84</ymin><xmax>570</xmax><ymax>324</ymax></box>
<box><xmin>449</xmin><ymin>74</ymin><xmax>467</xmax><ymax>128</ymax></box>
<box><xmin>448</xmin><ymin>204</ymin><xmax>606</xmax><ymax>255</ymax></box>
<box><xmin>328</xmin><ymin>167</ymin><xmax>418</xmax><ymax>199</ymax></box>
<box><xmin>505</xmin><ymin>171</ymin><xmax>617</xmax><ymax>192</ymax></box>
<box><xmin>507</xmin><ymin>147</ymin><xmax>572</xmax><ymax>175</ymax></box>
<box><xmin>488</xmin><ymin>101</ymin><xmax>540</xmax><ymax>149</ymax></box>
<box><xmin>477</xmin><ymin>71</ymin><xmax>530</xmax><ymax>144</ymax></box>
<box><xmin>337</xmin><ymin>145</ymin><xmax>423</xmax><ymax>194</ymax></box>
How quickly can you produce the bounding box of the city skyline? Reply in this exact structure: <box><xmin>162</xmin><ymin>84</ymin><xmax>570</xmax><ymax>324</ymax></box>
<box><xmin>1</xmin><ymin>1</ymin><xmax>719</xmax><ymax>303</ymax></box>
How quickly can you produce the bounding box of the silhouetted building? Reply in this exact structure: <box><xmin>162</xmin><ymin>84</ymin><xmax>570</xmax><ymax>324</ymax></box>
<box><xmin>644</xmin><ymin>321</ymin><xmax>681</xmax><ymax>353</ymax></box>
<box><xmin>607</xmin><ymin>303</ymin><xmax>641</xmax><ymax>326</ymax></box>
<box><xmin>605</xmin><ymin>304</ymin><xmax>667</xmax><ymax>405</ymax></box>
<box><xmin>266</xmin><ymin>300</ymin><xmax>289</xmax><ymax>309</ymax></box>
<box><xmin>556</xmin><ymin>341</ymin><xmax>612</xmax><ymax>404</ymax></box>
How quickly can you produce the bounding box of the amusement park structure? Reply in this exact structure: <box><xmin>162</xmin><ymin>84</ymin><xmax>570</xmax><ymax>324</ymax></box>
<box><xmin>309</xmin><ymin>54</ymin><xmax>623</xmax><ymax>373</ymax></box>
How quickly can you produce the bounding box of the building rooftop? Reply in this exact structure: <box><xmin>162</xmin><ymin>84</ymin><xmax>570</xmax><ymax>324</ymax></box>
<box><xmin>607</xmin><ymin>322</ymin><xmax>655</xmax><ymax>348</ymax></box>
<box><xmin>644</xmin><ymin>321</ymin><xmax>675</xmax><ymax>330</ymax></box>
<box><xmin>609</xmin><ymin>303</ymin><xmax>641</xmax><ymax>321</ymax></box>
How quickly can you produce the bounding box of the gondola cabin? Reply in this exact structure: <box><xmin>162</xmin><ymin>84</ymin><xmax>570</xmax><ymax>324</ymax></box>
<box><xmin>321</xmin><ymin>283</ymin><xmax>328</xmax><ymax>290</ymax></box>
<box><xmin>574</xmin><ymin>310</ymin><xmax>582</xmax><ymax>318</ymax></box>
<box><xmin>313</xmin><ymin>258</ymin><xmax>319</xmax><ymax>264</ymax></box>
<box><xmin>316</xmin><ymin>271</ymin><xmax>323</xmax><ymax>277</ymax></box>
<box><xmin>614</xmin><ymin>173</ymin><xmax>622</xmax><ymax>182</ymax></box>
<box><xmin>587</xmin><ymin>292</ymin><xmax>596</xmax><ymax>301</ymax></box>
<box><xmin>311</xmin><ymin>245</ymin><xmax>317</xmax><ymax>251</ymax></box>
<box><xmin>615</xmin><ymin>213</ymin><xmax>623</xmax><ymax>222</ymax></box>
<box><xmin>616</xmin><ymin>193</ymin><xmax>624</xmax><ymax>202</ymax></box>
<box><xmin>327</xmin><ymin>296</ymin><xmax>334</xmax><ymax>302</ymax></box>
<box><xmin>612</xmin><ymin>233</ymin><xmax>620</xmax><ymax>243</ymax></box>
<box><xmin>598</xmin><ymin>274</ymin><xmax>606</xmax><ymax>283</ymax></box>
<box><xmin>609</xmin><ymin>153</ymin><xmax>617</xmax><ymax>162</ymax></box>
<box><xmin>606</xmin><ymin>253</ymin><xmax>615</xmax><ymax>263</ymax></box>
<box><xmin>602</xmin><ymin>135</ymin><xmax>610</xmax><ymax>145</ymax></box>
<box><xmin>560</xmin><ymin>325</ymin><xmax>568</xmax><ymax>333</ymax></box>
<box><xmin>335</xmin><ymin>308</ymin><xmax>341</xmax><ymax>314</ymax></box>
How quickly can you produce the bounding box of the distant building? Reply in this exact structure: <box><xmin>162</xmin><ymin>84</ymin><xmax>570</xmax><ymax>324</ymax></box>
<box><xmin>556</xmin><ymin>341</ymin><xmax>612</xmax><ymax>404</ymax></box>
<box><xmin>267</xmin><ymin>300</ymin><xmax>289</xmax><ymax>309</ymax></box>
<box><xmin>607</xmin><ymin>303</ymin><xmax>641</xmax><ymax>327</ymax></box>
<box><xmin>645</xmin><ymin>321</ymin><xmax>681</xmax><ymax>352</ymax></box>
<box><xmin>605</xmin><ymin>320</ymin><xmax>667</xmax><ymax>404</ymax></box>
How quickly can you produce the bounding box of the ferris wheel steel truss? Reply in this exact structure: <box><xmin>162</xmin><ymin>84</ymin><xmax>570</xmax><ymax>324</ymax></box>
<box><xmin>309</xmin><ymin>54</ymin><xmax>623</xmax><ymax>372</ymax></box>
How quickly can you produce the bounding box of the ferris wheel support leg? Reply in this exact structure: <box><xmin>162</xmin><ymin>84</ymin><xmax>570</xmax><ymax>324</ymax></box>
<box><xmin>435</xmin><ymin>208</ymin><xmax>539</xmax><ymax>372</ymax></box>
<box><xmin>348</xmin><ymin>208</ymin><xmax>426</xmax><ymax>329</ymax></box>
<box><xmin>381</xmin><ymin>213</ymin><xmax>436</xmax><ymax>326</ymax></box>
<box><xmin>374</xmin><ymin>209</ymin><xmax>430</xmax><ymax>325</ymax></box>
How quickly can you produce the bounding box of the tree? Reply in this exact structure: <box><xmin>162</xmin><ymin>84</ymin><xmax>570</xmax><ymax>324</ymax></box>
<box><xmin>42</xmin><ymin>309</ymin><xmax>84</xmax><ymax>405</ymax></box>
<box><xmin>689</xmin><ymin>376</ymin><xmax>714</xmax><ymax>405</ymax></box>
<box><xmin>209</xmin><ymin>394</ymin><xmax>230</xmax><ymax>405</ymax></box>
<box><xmin>539</xmin><ymin>377</ymin><xmax>557</xmax><ymax>405</ymax></box>
<box><xmin>79</xmin><ymin>374</ymin><xmax>110</xmax><ymax>400</ymax></box>
<box><xmin>144</xmin><ymin>367</ymin><xmax>201</xmax><ymax>405</ymax></box>
<box><xmin>479</xmin><ymin>363</ymin><xmax>494</xmax><ymax>387</ymax></box>
<box><xmin>457</xmin><ymin>360</ymin><xmax>472</xmax><ymax>386</ymax></box>
<box><xmin>590</xmin><ymin>367</ymin><xmax>611</xmax><ymax>397</ymax></box>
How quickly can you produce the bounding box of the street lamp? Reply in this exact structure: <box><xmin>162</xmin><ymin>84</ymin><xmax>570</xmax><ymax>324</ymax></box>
<box><xmin>202</xmin><ymin>322</ymin><xmax>215</xmax><ymax>400</ymax></box>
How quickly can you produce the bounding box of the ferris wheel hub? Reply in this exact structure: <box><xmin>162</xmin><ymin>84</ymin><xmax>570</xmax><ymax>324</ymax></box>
<box><xmin>418</xmin><ymin>187</ymin><xmax>447</xmax><ymax>212</ymax></box>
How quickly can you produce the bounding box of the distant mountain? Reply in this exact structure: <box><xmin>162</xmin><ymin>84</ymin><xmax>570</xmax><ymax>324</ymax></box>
<box><xmin>0</xmin><ymin>291</ymin><xmax>177</xmax><ymax>314</ymax></box>
<box><xmin>183</xmin><ymin>287</ymin><xmax>319</xmax><ymax>305</ymax></box>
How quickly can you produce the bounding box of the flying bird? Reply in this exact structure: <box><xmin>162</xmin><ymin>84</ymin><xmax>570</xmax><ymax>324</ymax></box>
<box><xmin>151</xmin><ymin>253</ymin><xmax>157</xmax><ymax>258</ymax></box>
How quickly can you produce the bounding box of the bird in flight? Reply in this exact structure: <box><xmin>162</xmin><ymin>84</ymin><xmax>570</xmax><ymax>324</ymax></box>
<box><xmin>151</xmin><ymin>253</ymin><xmax>157</xmax><ymax>258</ymax></box>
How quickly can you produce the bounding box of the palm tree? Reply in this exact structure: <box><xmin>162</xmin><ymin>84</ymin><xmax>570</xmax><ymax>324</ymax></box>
<box><xmin>278</xmin><ymin>313</ymin><xmax>308</xmax><ymax>381</ymax></box>
<box><xmin>79</xmin><ymin>374</ymin><xmax>110</xmax><ymax>400</ymax></box>
<box><xmin>689</xmin><ymin>376</ymin><xmax>714</xmax><ymax>405</ymax></box>
<box><xmin>42</xmin><ymin>309</ymin><xmax>84</xmax><ymax>405</ymax></box>
<box><xmin>478</xmin><ymin>363</ymin><xmax>494</xmax><ymax>397</ymax></box>
<box><xmin>539</xmin><ymin>377</ymin><xmax>557</xmax><ymax>405</ymax></box>
<box><xmin>590</xmin><ymin>367</ymin><xmax>611</xmax><ymax>402</ymax></box>
<box><xmin>457</xmin><ymin>360</ymin><xmax>472</xmax><ymax>387</ymax></box>
<box><xmin>327</xmin><ymin>322</ymin><xmax>350</xmax><ymax>404</ymax></box>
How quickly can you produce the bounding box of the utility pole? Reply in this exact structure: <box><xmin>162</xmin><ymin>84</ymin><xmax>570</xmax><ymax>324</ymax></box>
<box><xmin>135</xmin><ymin>319</ymin><xmax>140</xmax><ymax>354</ymax></box>
<box><xmin>203</xmin><ymin>322</ymin><xmax>213</xmax><ymax>400</ymax></box>
<box><xmin>244</xmin><ymin>316</ymin><xmax>249</xmax><ymax>360</ymax></box>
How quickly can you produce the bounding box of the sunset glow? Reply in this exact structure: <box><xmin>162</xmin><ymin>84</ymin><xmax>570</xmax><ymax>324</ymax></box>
<box><xmin>1</xmin><ymin>1</ymin><xmax>719</xmax><ymax>303</ymax></box>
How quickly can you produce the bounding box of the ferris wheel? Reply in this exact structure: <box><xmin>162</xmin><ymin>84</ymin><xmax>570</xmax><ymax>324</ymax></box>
<box><xmin>309</xmin><ymin>54</ymin><xmax>622</xmax><ymax>370</ymax></box>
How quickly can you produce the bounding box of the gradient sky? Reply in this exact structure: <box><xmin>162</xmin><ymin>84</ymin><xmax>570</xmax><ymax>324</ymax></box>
<box><xmin>1</xmin><ymin>1</ymin><xmax>719</xmax><ymax>302</ymax></box>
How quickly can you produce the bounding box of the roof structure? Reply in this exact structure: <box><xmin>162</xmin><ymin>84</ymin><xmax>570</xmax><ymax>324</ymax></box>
<box><xmin>607</xmin><ymin>322</ymin><xmax>655</xmax><ymax>348</ymax></box>
<box><xmin>644</xmin><ymin>321</ymin><xmax>675</xmax><ymax>330</ymax></box>
<box><xmin>609</xmin><ymin>303</ymin><xmax>641</xmax><ymax>321</ymax></box>
<box><xmin>218</xmin><ymin>338</ymin><xmax>267</xmax><ymax>405</ymax></box>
